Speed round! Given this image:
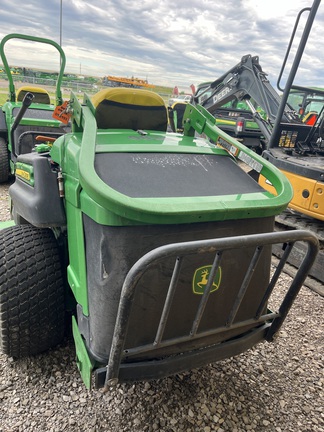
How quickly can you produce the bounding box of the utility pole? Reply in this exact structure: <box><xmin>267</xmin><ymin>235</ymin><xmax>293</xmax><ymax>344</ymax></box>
<box><xmin>60</xmin><ymin>0</ymin><xmax>63</xmax><ymax>47</ymax></box>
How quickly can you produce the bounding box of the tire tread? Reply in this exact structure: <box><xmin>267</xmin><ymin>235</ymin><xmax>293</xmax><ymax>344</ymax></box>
<box><xmin>0</xmin><ymin>225</ymin><xmax>65</xmax><ymax>358</ymax></box>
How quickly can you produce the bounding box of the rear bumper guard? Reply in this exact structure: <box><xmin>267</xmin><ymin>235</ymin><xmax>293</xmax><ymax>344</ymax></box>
<box><xmin>96</xmin><ymin>230</ymin><xmax>318</xmax><ymax>390</ymax></box>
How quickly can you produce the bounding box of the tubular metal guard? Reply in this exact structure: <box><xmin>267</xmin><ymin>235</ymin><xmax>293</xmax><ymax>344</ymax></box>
<box><xmin>101</xmin><ymin>230</ymin><xmax>318</xmax><ymax>390</ymax></box>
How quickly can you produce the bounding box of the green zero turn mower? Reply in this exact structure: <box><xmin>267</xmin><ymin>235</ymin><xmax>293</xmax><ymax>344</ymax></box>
<box><xmin>0</xmin><ymin>78</ymin><xmax>319</xmax><ymax>390</ymax></box>
<box><xmin>0</xmin><ymin>33</ymin><xmax>69</xmax><ymax>183</ymax></box>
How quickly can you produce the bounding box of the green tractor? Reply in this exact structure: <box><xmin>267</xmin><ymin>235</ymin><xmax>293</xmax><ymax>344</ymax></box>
<box><xmin>0</xmin><ymin>81</ymin><xmax>318</xmax><ymax>390</ymax></box>
<box><xmin>0</xmin><ymin>33</ymin><xmax>69</xmax><ymax>183</ymax></box>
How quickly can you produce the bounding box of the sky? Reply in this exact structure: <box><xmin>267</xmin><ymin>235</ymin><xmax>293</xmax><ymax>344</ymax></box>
<box><xmin>0</xmin><ymin>0</ymin><xmax>323</xmax><ymax>92</ymax></box>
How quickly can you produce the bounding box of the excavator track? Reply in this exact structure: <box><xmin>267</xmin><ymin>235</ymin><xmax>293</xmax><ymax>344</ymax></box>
<box><xmin>273</xmin><ymin>209</ymin><xmax>324</xmax><ymax>296</ymax></box>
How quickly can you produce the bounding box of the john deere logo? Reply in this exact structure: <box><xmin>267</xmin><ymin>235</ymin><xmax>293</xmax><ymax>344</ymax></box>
<box><xmin>192</xmin><ymin>265</ymin><xmax>222</xmax><ymax>295</ymax></box>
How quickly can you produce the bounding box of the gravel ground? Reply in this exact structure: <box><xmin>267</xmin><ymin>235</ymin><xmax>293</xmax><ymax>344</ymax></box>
<box><xmin>0</xmin><ymin>181</ymin><xmax>323</xmax><ymax>432</ymax></box>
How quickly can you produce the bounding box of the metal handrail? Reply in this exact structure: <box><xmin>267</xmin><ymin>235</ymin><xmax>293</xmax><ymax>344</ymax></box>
<box><xmin>270</xmin><ymin>0</ymin><xmax>321</xmax><ymax>148</ymax></box>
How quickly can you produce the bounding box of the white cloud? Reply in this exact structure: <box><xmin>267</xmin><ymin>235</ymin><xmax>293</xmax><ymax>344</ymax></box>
<box><xmin>0</xmin><ymin>0</ymin><xmax>322</xmax><ymax>92</ymax></box>
<box><xmin>245</xmin><ymin>0</ymin><xmax>307</xmax><ymax>20</ymax></box>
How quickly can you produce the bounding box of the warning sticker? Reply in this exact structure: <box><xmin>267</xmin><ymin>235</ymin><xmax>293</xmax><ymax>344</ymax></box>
<box><xmin>217</xmin><ymin>136</ymin><xmax>239</xmax><ymax>157</ymax></box>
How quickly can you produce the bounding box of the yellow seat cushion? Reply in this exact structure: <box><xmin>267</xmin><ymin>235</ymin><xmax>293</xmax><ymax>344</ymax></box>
<box><xmin>16</xmin><ymin>86</ymin><xmax>51</xmax><ymax>104</ymax></box>
<box><xmin>92</xmin><ymin>87</ymin><xmax>168</xmax><ymax>131</ymax></box>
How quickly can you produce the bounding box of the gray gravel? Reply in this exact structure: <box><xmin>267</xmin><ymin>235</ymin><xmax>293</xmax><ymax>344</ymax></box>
<box><xmin>0</xmin><ymin>182</ymin><xmax>323</xmax><ymax>432</ymax></box>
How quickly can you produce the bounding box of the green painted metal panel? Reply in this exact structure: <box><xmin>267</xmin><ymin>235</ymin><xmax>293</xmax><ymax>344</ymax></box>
<box><xmin>65</xmin><ymin>201</ymin><xmax>88</xmax><ymax>315</ymax></box>
<box><xmin>0</xmin><ymin>220</ymin><xmax>15</xmax><ymax>230</ymax></box>
<box><xmin>72</xmin><ymin>316</ymin><xmax>94</xmax><ymax>390</ymax></box>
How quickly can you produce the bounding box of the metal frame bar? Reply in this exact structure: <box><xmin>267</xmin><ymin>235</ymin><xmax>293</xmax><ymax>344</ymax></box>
<box><xmin>191</xmin><ymin>250</ymin><xmax>222</xmax><ymax>337</ymax></box>
<box><xmin>154</xmin><ymin>256</ymin><xmax>182</xmax><ymax>345</ymax></box>
<box><xmin>103</xmin><ymin>230</ymin><xmax>318</xmax><ymax>390</ymax></box>
<box><xmin>270</xmin><ymin>0</ymin><xmax>321</xmax><ymax>148</ymax></box>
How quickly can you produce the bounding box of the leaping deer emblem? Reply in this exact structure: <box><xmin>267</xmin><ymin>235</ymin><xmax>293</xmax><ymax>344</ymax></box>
<box><xmin>197</xmin><ymin>268</ymin><xmax>218</xmax><ymax>290</ymax></box>
<box><xmin>193</xmin><ymin>265</ymin><xmax>222</xmax><ymax>295</ymax></box>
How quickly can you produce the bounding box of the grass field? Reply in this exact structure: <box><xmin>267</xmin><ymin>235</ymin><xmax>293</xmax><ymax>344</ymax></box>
<box><xmin>0</xmin><ymin>80</ymin><xmax>173</xmax><ymax>106</ymax></box>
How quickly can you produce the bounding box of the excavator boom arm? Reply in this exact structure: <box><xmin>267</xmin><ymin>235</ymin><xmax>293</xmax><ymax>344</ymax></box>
<box><xmin>195</xmin><ymin>55</ymin><xmax>298</xmax><ymax>126</ymax></box>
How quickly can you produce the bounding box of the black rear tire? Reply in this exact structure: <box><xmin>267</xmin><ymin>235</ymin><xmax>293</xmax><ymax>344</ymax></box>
<box><xmin>0</xmin><ymin>137</ymin><xmax>9</xmax><ymax>183</ymax></box>
<box><xmin>0</xmin><ymin>225</ymin><xmax>65</xmax><ymax>358</ymax></box>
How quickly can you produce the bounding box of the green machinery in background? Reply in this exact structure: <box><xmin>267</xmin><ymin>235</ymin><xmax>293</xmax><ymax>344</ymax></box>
<box><xmin>0</xmin><ymin>33</ymin><xmax>69</xmax><ymax>183</ymax></box>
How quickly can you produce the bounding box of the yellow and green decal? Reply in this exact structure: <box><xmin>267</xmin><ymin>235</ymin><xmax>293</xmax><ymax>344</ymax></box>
<box><xmin>15</xmin><ymin>162</ymin><xmax>34</xmax><ymax>186</ymax></box>
<box><xmin>192</xmin><ymin>265</ymin><xmax>222</xmax><ymax>295</ymax></box>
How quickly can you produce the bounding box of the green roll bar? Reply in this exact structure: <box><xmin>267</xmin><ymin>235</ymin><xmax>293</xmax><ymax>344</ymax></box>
<box><xmin>0</xmin><ymin>33</ymin><xmax>66</xmax><ymax>106</ymax></box>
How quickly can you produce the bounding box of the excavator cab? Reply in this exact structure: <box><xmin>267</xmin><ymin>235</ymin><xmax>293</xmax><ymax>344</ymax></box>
<box><xmin>287</xmin><ymin>86</ymin><xmax>324</xmax><ymax>126</ymax></box>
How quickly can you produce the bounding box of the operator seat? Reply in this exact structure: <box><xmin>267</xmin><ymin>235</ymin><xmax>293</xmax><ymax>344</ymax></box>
<box><xmin>303</xmin><ymin>111</ymin><xmax>318</xmax><ymax>126</ymax></box>
<box><xmin>16</xmin><ymin>86</ymin><xmax>51</xmax><ymax>104</ymax></box>
<box><xmin>92</xmin><ymin>87</ymin><xmax>168</xmax><ymax>131</ymax></box>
